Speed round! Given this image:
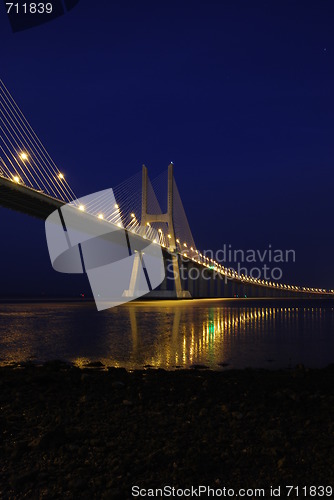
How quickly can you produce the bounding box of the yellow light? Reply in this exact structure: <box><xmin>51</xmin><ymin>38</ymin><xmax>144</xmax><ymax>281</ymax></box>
<box><xmin>98</xmin><ymin>214</ymin><xmax>104</xmax><ymax>219</ymax></box>
<box><xmin>115</xmin><ymin>204</ymin><xmax>119</xmax><ymax>209</ymax></box>
<box><xmin>20</xmin><ymin>152</ymin><xmax>28</xmax><ymax>161</ymax></box>
<box><xmin>79</xmin><ymin>205</ymin><xmax>85</xmax><ymax>211</ymax></box>
<box><xmin>13</xmin><ymin>175</ymin><xmax>20</xmax><ymax>183</ymax></box>
<box><xmin>167</xmin><ymin>234</ymin><xmax>171</xmax><ymax>239</ymax></box>
<box><xmin>158</xmin><ymin>228</ymin><xmax>162</xmax><ymax>233</ymax></box>
<box><xmin>117</xmin><ymin>222</ymin><xmax>122</xmax><ymax>227</ymax></box>
<box><xmin>183</xmin><ymin>243</ymin><xmax>187</xmax><ymax>247</ymax></box>
<box><xmin>131</xmin><ymin>213</ymin><xmax>135</xmax><ymax>218</ymax></box>
<box><xmin>190</xmin><ymin>247</ymin><xmax>193</xmax><ymax>251</ymax></box>
<box><xmin>176</xmin><ymin>239</ymin><xmax>180</xmax><ymax>243</ymax></box>
<box><xmin>58</xmin><ymin>173</ymin><xmax>64</xmax><ymax>180</ymax></box>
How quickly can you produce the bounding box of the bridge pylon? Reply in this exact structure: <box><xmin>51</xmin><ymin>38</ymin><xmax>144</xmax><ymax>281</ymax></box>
<box><xmin>128</xmin><ymin>163</ymin><xmax>190</xmax><ymax>299</ymax></box>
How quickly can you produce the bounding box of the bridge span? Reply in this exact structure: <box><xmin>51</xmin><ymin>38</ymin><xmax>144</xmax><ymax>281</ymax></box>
<box><xmin>0</xmin><ymin>172</ymin><xmax>333</xmax><ymax>301</ymax></box>
<box><xmin>0</xmin><ymin>80</ymin><xmax>333</xmax><ymax>301</ymax></box>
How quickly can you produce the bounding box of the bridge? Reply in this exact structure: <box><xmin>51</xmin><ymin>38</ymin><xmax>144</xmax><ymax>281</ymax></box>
<box><xmin>0</xmin><ymin>79</ymin><xmax>333</xmax><ymax>300</ymax></box>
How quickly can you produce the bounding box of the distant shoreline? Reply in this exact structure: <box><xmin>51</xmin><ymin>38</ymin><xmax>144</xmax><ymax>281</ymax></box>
<box><xmin>1</xmin><ymin>296</ymin><xmax>334</xmax><ymax>305</ymax></box>
<box><xmin>0</xmin><ymin>297</ymin><xmax>95</xmax><ymax>304</ymax></box>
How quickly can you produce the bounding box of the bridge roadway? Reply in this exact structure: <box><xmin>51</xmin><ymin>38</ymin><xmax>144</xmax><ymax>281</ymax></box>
<box><xmin>0</xmin><ymin>175</ymin><xmax>333</xmax><ymax>300</ymax></box>
<box><xmin>0</xmin><ymin>174</ymin><xmax>64</xmax><ymax>218</ymax></box>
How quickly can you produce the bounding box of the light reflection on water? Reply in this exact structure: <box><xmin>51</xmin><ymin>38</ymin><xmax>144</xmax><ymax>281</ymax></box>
<box><xmin>0</xmin><ymin>300</ymin><xmax>333</xmax><ymax>370</ymax></box>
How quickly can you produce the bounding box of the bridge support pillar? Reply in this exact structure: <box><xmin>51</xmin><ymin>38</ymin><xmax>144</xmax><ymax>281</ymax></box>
<box><xmin>130</xmin><ymin>163</ymin><xmax>191</xmax><ymax>299</ymax></box>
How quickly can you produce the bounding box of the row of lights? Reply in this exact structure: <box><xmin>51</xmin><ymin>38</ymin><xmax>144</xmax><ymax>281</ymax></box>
<box><xmin>77</xmin><ymin>203</ymin><xmax>121</xmax><ymax>222</ymax></box>
<box><xmin>181</xmin><ymin>251</ymin><xmax>334</xmax><ymax>295</ymax></box>
<box><xmin>11</xmin><ymin>152</ymin><xmax>66</xmax><ymax>185</ymax></box>
<box><xmin>124</xmin><ymin>218</ymin><xmax>334</xmax><ymax>295</ymax></box>
<box><xmin>16</xmin><ymin>169</ymin><xmax>327</xmax><ymax>298</ymax></box>
<box><xmin>93</xmin><ymin>195</ymin><xmax>334</xmax><ymax>296</ymax></box>
<box><xmin>14</xmin><ymin>152</ymin><xmax>118</xmax><ymax>226</ymax></box>
<box><xmin>13</xmin><ymin>171</ymin><xmax>65</xmax><ymax>184</ymax></box>
<box><xmin>146</xmin><ymin>226</ymin><xmax>334</xmax><ymax>296</ymax></box>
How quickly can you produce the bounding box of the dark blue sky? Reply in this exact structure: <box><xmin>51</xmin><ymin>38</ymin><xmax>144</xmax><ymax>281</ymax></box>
<box><xmin>0</xmin><ymin>0</ymin><xmax>334</xmax><ymax>295</ymax></box>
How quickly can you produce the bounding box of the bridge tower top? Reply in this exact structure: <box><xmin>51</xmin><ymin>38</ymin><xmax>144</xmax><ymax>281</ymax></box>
<box><xmin>141</xmin><ymin>163</ymin><xmax>176</xmax><ymax>252</ymax></box>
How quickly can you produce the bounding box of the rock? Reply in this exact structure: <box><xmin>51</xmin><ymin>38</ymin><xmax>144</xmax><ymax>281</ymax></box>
<box><xmin>10</xmin><ymin>470</ymin><xmax>39</xmax><ymax>487</ymax></box>
<box><xmin>103</xmin><ymin>488</ymin><xmax>123</xmax><ymax>499</ymax></box>
<box><xmin>1</xmin><ymin>362</ymin><xmax>334</xmax><ymax>497</ymax></box>
<box><xmin>69</xmin><ymin>478</ymin><xmax>87</xmax><ymax>490</ymax></box>
<box><xmin>122</xmin><ymin>399</ymin><xmax>133</xmax><ymax>406</ymax></box>
<box><xmin>84</xmin><ymin>361</ymin><xmax>105</xmax><ymax>368</ymax></box>
<box><xmin>231</xmin><ymin>411</ymin><xmax>243</xmax><ymax>420</ymax></box>
<box><xmin>112</xmin><ymin>381</ymin><xmax>126</xmax><ymax>389</ymax></box>
<box><xmin>29</xmin><ymin>425</ymin><xmax>67</xmax><ymax>450</ymax></box>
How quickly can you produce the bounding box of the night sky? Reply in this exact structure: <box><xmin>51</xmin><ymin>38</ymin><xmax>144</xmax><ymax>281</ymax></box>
<box><xmin>0</xmin><ymin>0</ymin><xmax>334</xmax><ymax>296</ymax></box>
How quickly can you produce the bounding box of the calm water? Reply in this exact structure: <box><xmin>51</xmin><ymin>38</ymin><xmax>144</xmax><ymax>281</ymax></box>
<box><xmin>0</xmin><ymin>300</ymin><xmax>333</xmax><ymax>370</ymax></box>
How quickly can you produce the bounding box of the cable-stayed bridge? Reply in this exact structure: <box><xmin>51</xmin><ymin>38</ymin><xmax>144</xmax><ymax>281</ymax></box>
<box><xmin>0</xmin><ymin>80</ymin><xmax>333</xmax><ymax>300</ymax></box>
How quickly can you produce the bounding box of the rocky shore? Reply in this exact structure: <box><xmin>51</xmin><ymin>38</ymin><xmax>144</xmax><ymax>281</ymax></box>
<box><xmin>1</xmin><ymin>362</ymin><xmax>334</xmax><ymax>499</ymax></box>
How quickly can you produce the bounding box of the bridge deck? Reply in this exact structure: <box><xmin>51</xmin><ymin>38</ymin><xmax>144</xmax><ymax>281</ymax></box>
<box><xmin>0</xmin><ymin>176</ymin><xmax>64</xmax><ymax>219</ymax></box>
<box><xmin>0</xmin><ymin>175</ymin><xmax>333</xmax><ymax>300</ymax></box>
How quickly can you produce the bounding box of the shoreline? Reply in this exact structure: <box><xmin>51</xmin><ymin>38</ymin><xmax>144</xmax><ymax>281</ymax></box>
<box><xmin>1</xmin><ymin>359</ymin><xmax>334</xmax><ymax>372</ymax></box>
<box><xmin>1</xmin><ymin>362</ymin><xmax>334</xmax><ymax>498</ymax></box>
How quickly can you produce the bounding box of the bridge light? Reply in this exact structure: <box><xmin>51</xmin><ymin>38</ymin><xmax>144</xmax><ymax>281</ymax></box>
<box><xmin>131</xmin><ymin>213</ymin><xmax>135</xmax><ymax>218</ymax></box>
<box><xmin>98</xmin><ymin>214</ymin><xmax>104</xmax><ymax>219</ymax></box>
<box><xmin>78</xmin><ymin>205</ymin><xmax>85</xmax><ymax>211</ymax></box>
<box><xmin>158</xmin><ymin>228</ymin><xmax>162</xmax><ymax>233</ymax></box>
<box><xmin>20</xmin><ymin>152</ymin><xmax>28</xmax><ymax>161</ymax></box>
<box><xmin>167</xmin><ymin>234</ymin><xmax>171</xmax><ymax>239</ymax></box>
<box><xmin>13</xmin><ymin>175</ymin><xmax>20</xmax><ymax>183</ymax></box>
<box><xmin>183</xmin><ymin>243</ymin><xmax>187</xmax><ymax>247</ymax></box>
<box><xmin>58</xmin><ymin>173</ymin><xmax>64</xmax><ymax>180</ymax></box>
<box><xmin>176</xmin><ymin>239</ymin><xmax>180</xmax><ymax>243</ymax></box>
<box><xmin>115</xmin><ymin>204</ymin><xmax>119</xmax><ymax>209</ymax></box>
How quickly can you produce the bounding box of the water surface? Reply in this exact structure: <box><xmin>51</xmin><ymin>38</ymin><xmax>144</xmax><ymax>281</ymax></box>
<box><xmin>0</xmin><ymin>300</ymin><xmax>333</xmax><ymax>370</ymax></box>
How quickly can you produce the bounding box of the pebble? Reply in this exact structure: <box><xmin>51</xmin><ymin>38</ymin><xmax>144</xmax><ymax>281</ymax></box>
<box><xmin>1</xmin><ymin>363</ymin><xmax>334</xmax><ymax>497</ymax></box>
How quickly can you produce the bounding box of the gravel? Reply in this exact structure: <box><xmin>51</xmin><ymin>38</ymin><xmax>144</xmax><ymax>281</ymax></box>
<box><xmin>0</xmin><ymin>361</ymin><xmax>334</xmax><ymax>498</ymax></box>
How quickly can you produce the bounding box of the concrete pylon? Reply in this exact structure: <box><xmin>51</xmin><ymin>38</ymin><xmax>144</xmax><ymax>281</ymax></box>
<box><xmin>139</xmin><ymin>163</ymin><xmax>189</xmax><ymax>298</ymax></box>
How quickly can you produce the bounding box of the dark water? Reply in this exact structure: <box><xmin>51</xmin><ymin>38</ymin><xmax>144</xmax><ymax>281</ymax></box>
<box><xmin>0</xmin><ymin>300</ymin><xmax>333</xmax><ymax>370</ymax></box>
